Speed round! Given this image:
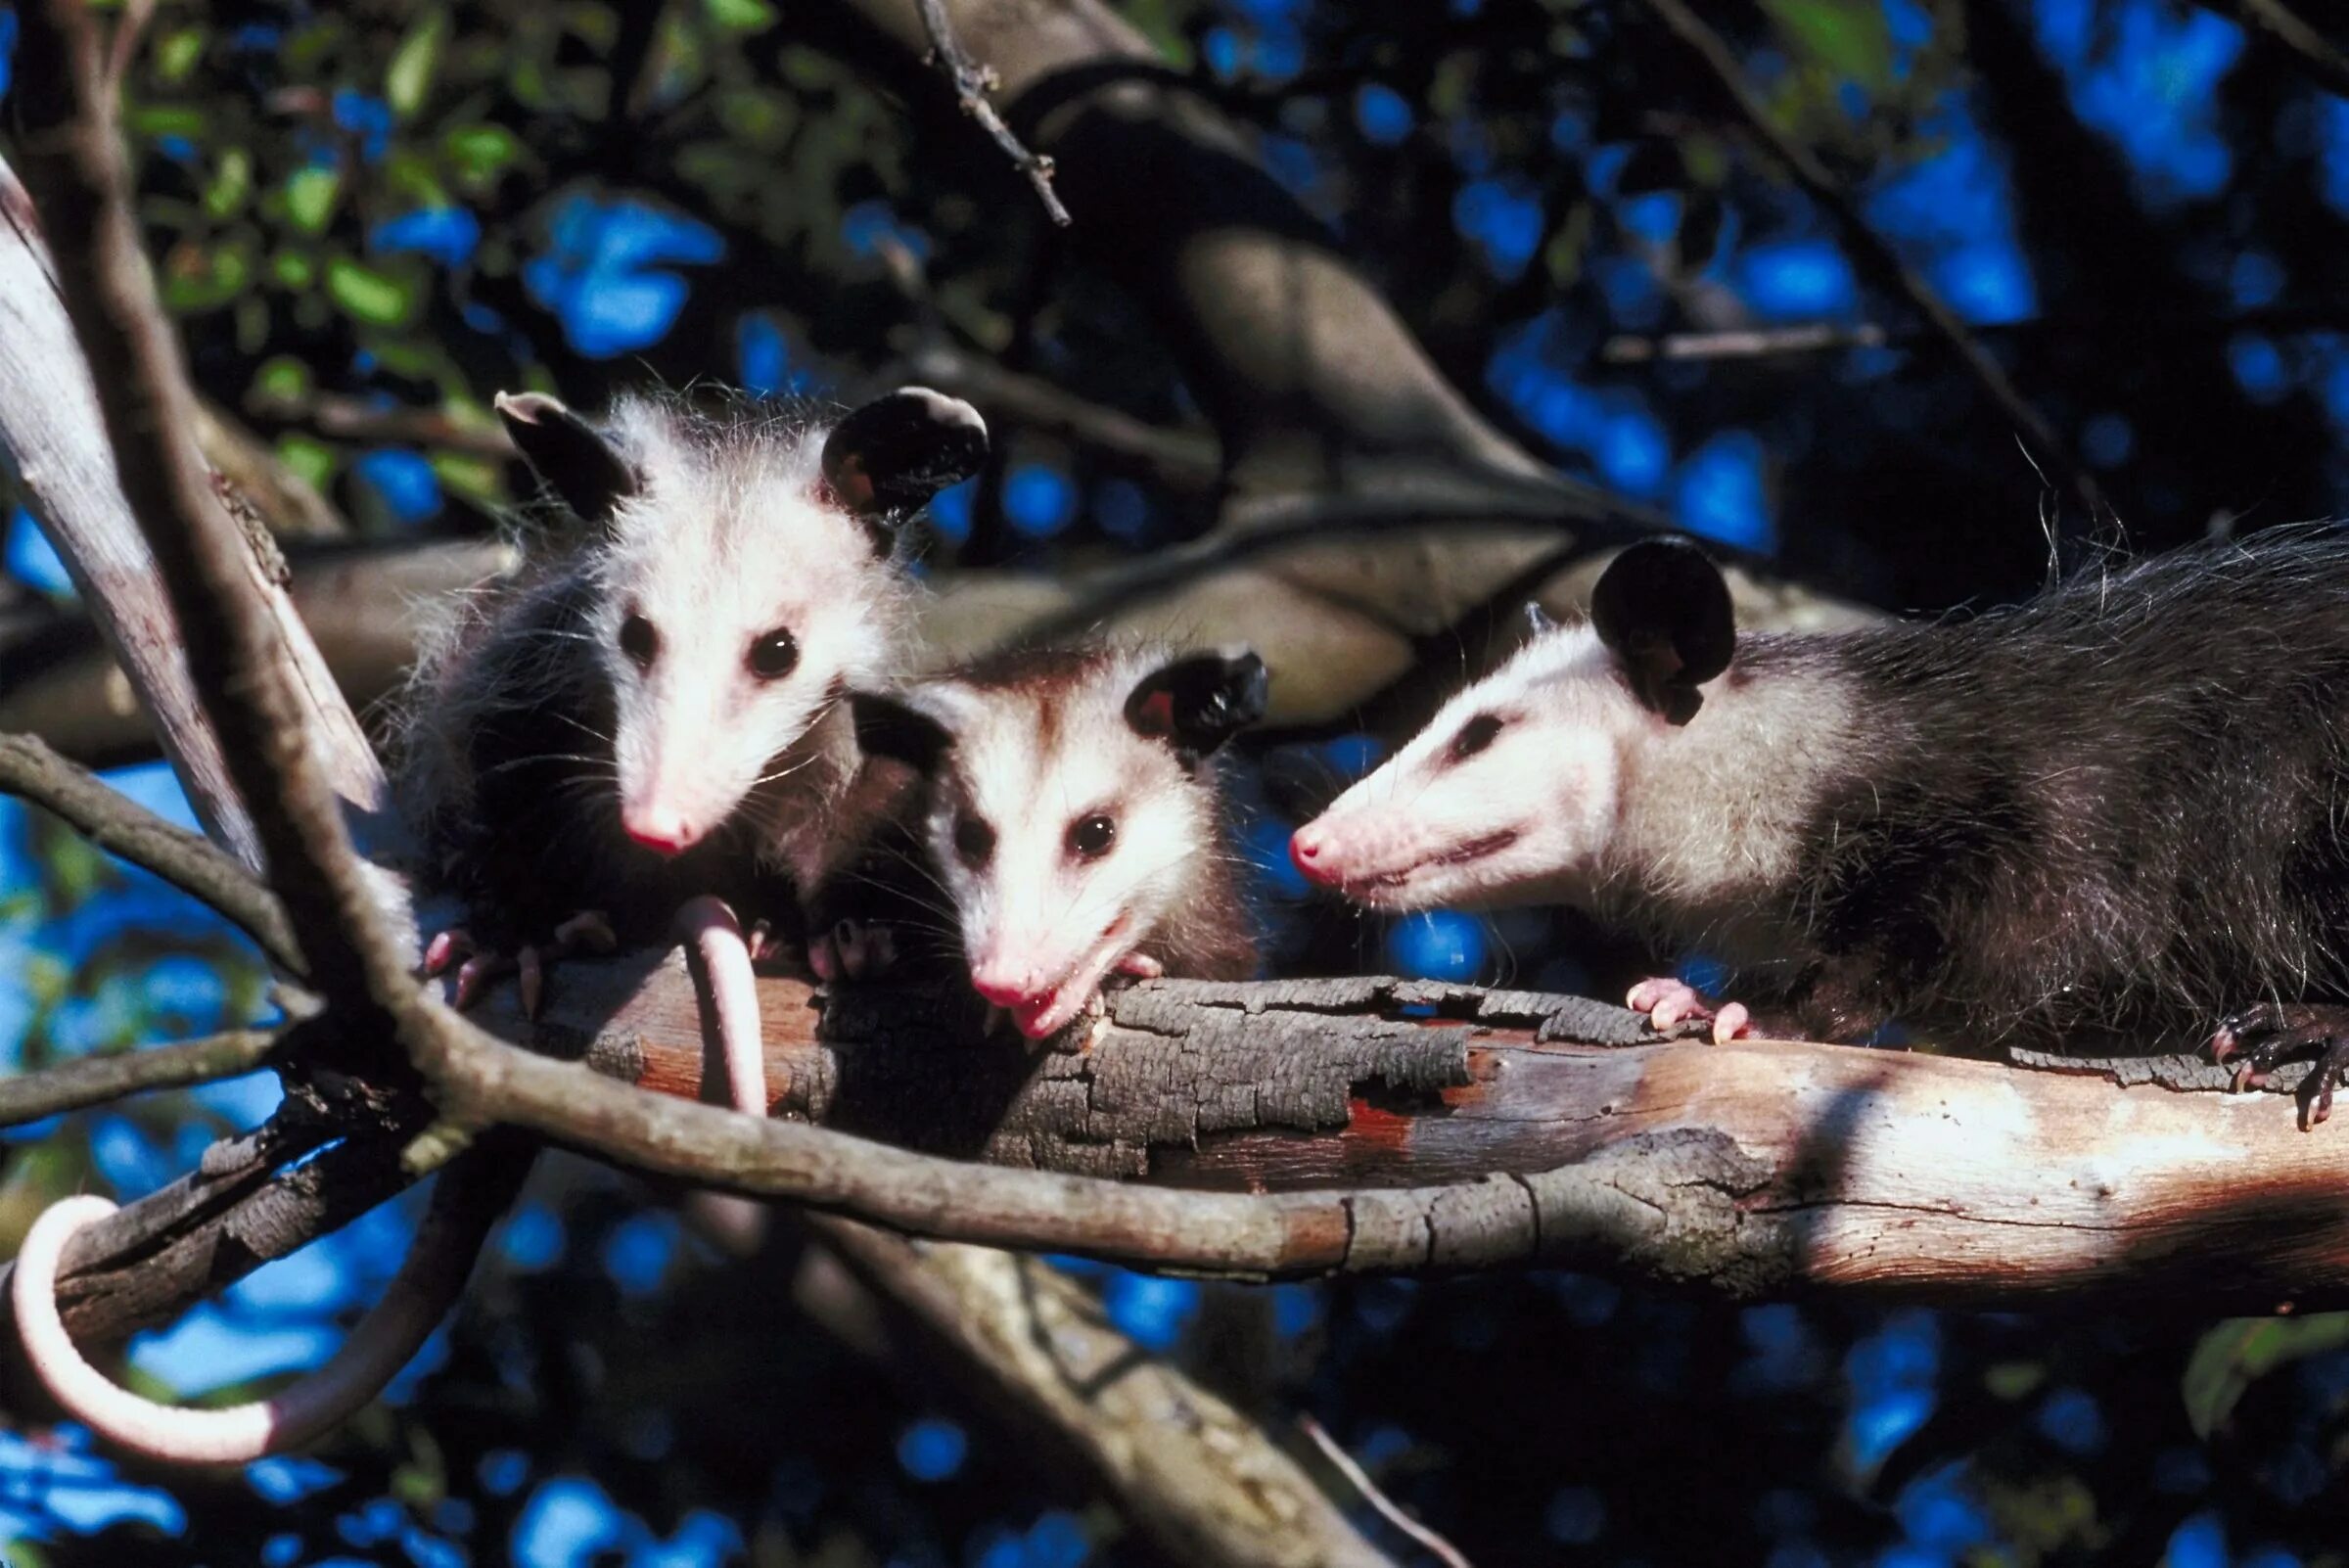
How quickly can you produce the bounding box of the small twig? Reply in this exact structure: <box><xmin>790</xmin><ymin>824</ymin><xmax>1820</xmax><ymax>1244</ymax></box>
<box><xmin>102</xmin><ymin>0</ymin><xmax>156</xmax><ymax>92</ymax></box>
<box><xmin>1604</xmin><ymin>321</ymin><xmax>1894</xmax><ymax>363</ymax></box>
<box><xmin>0</xmin><ymin>732</ymin><xmax>303</xmax><ymax>975</ymax></box>
<box><xmin>913</xmin><ymin>0</ymin><xmax>1073</xmax><ymax>227</ymax></box>
<box><xmin>1299</xmin><ymin>1414</ymin><xmax>1475</xmax><ymax>1568</ymax></box>
<box><xmin>1638</xmin><ymin>0</ymin><xmax>2101</xmax><ymax>519</ymax></box>
<box><xmin>2225</xmin><ymin>0</ymin><xmax>2349</xmax><ymax>99</ymax></box>
<box><xmin>0</xmin><ymin>1030</ymin><xmax>281</xmax><ymax>1129</ymax></box>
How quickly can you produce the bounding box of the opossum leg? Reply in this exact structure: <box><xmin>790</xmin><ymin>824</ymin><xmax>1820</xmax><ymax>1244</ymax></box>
<box><xmin>1626</xmin><ymin>976</ymin><xmax>1753</xmax><ymax>1044</ymax></box>
<box><xmin>674</xmin><ymin>898</ymin><xmax>769</xmax><ymax>1117</ymax></box>
<box><xmin>2210</xmin><ymin>1003</ymin><xmax>2349</xmax><ymax>1129</ymax></box>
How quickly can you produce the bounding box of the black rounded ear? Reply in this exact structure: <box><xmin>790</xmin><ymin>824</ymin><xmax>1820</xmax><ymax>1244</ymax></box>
<box><xmin>1589</xmin><ymin>538</ymin><xmax>1735</xmax><ymax>725</ymax></box>
<box><xmin>494</xmin><ymin>392</ymin><xmax>639</xmax><ymax>526</ymax></box>
<box><xmin>1523</xmin><ymin>600</ymin><xmax>1559</xmax><ymax>637</ymax></box>
<box><xmin>1125</xmin><ymin>650</ymin><xmax>1270</xmax><ymax>764</ymax></box>
<box><xmin>851</xmin><ymin>690</ymin><xmax>955</xmax><ymax>775</ymax></box>
<box><xmin>820</xmin><ymin>388</ymin><xmax>989</xmax><ymax>548</ymax></box>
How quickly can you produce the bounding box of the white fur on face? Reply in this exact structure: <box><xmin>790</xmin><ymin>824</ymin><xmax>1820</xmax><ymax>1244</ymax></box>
<box><xmin>920</xmin><ymin>656</ymin><xmax>1209</xmax><ymax>1039</ymax></box>
<box><xmin>1293</xmin><ymin>625</ymin><xmax>1637</xmax><ymax>911</ymax></box>
<box><xmin>590</xmin><ymin>401</ymin><xmax>903</xmax><ymax>852</ymax></box>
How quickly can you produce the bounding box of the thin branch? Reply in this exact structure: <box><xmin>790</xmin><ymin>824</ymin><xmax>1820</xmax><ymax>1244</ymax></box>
<box><xmin>244</xmin><ymin>388</ymin><xmax>521</xmax><ymax>465</ymax></box>
<box><xmin>13</xmin><ymin>0</ymin><xmax>419</xmax><ymax>1026</ymax></box>
<box><xmin>2224</xmin><ymin>0</ymin><xmax>2349</xmax><ymax>99</ymax></box>
<box><xmin>0</xmin><ymin>733</ymin><xmax>303</xmax><ymax>975</ymax></box>
<box><xmin>1604</xmin><ymin>321</ymin><xmax>1894</xmax><ymax>364</ymax></box>
<box><xmin>1637</xmin><ymin>0</ymin><xmax>2102</xmax><ymax>519</ymax></box>
<box><xmin>1299</xmin><ymin>1414</ymin><xmax>1475</xmax><ymax>1568</ymax></box>
<box><xmin>913</xmin><ymin>0</ymin><xmax>1074</xmax><ymax>226</ymax></box>
<box><xmin>0</xmin><ymin>1030</ymin><xmax>280</xmax><ymax>1129</ymax></box>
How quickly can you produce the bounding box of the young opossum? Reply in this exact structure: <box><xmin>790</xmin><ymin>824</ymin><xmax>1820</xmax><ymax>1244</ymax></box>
<box><xmin>401</xmin><ymin>385</ymin><xmax>985</xmax><ymax>1010</ymax></box>
<box><xmin>834</xmin><ymin>644</ymin><xmax>1268</xmax><ymax>1038</ymax></box>
<box><xmin>0</xmin><ymin>388</ymin><xmax>987</xmax><ymax>1470</ymax></box>
<box><xmin>1292</xmin><ymin>532</ymin><xmax>2349</xmax><ymax>1125</ymax></box>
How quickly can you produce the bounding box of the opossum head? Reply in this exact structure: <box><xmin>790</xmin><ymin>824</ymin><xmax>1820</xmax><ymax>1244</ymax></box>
<box><xmin>1290</xmin><ymin>538</ymin><xmax>1734</xmax><ymax>910</ymax></box>
<box><xmin>495</xmin><ymin>387</ymin><xmax>985</xmax><ymax>854</ymax></box>
<box><xmin>852</xmin><ymin>647</ymin><xmax>1268</xmax><ymax>1039</ymax></box>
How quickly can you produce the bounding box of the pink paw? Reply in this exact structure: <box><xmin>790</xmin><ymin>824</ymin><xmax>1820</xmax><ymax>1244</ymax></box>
<box><xmin>1114</xmin><ymin>951</ymin><xmax>1164</xmax><ymax>981</ymax></box>
<box><xmin>1626</xmin><ymin>976</ymin><xmax>1752</xmax><ymax>1044</ymax></box>
<box><xmin>420</xmin><ymin>910</ymin><xmax>613</xmax><ymax>1017</ymax></box>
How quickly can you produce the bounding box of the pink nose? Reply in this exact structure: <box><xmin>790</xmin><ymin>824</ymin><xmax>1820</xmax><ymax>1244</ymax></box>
<box><xmin>971</xmin><ymin>966</ymin><xmax>1039</xmax><ymax>1007</ymax></box>
<box><xmin>1289</xmin><ymin>826</ymin><xmax>1341</xmax><ymax>886</ymax></box>
<box><xmin>622</xmin><ymin>806</ymin><xmax>697</xmax><ymax>855</ymax></box>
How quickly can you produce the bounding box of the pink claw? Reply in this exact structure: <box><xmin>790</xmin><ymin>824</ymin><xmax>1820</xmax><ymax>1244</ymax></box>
<box><xmin>421</xmin><ymin>928</ymin><xmax>471</xmax><ymax>977</ymax></box>
<box><xmin>807</xmin><ymin>933</ymin><xmax>839</xmax><ymax>983</ymax></box>
<box><xmin>1628</xmin><ymin>976</ymin><xmax>1750</xmax><ymax>1041</ymax></box>
<box><xmin>1711</xmin><ymin>1001</ymin><xmax>1754</xmax><ymax>1043</ymax></box>
<box><xmin>1114</xmin><ymin>951</ymin><xmax>1164</xmax><ymax>980</ymax></box>
<box><xmin>453</xmin><ymin>951</ymin><xmax>507</xmax><ymax>1010</ymax></box>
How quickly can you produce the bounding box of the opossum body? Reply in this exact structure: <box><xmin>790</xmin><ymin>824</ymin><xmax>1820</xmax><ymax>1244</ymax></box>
<box><xmin>1293</xmin><ymin>532</ymin><xmax>2349</xmax><ymax>1118</ymax></box>
<box><xmin>399</xmin><ymin>385</ymin><xmax>985</xmax><ymax>1002</ymax></box>
<box><xmin>835</xmin><ymin>645</ymin><xmax>1269</xmax><ymax>1038</ymax></box>
<box><xmin>4</xmin><ymin>391</ymin><xmax>987</xmax><ymax>1469</ymax></box>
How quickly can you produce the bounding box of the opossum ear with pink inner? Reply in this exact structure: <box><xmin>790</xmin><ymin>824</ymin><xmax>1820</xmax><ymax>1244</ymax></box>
<box><xmin>1125</xmin><ymin>651</ymin><xmax>1270</xmax><ymax>768</ymax></box>
<box><xmin>820</xmin><ymin>388</ymin><xmax>989</xmax><ymax>552</ymax></box>
<box><xmin>1590</xmin><ymin>537</ymin><xmax>1735</xmax><ymax>725</ymax></box>
<box><xmin>494</xmin><ymin>392</ymin><xmax>639</xmax><ymax>527</ymax></box>
<box><xmin>850</xmin><ymin>689</ymin><xmax>958</xmax><ymax>775</ymax></box>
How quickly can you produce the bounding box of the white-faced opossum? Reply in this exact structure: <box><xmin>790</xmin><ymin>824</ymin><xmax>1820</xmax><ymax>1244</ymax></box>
<box><xmin>4</xmin><ymin>389</ymin><xmax>984</xmax><ymax>1467</ymax></box>
<box><xmin>830</xmin><ymin>645</ymin><xmax>1268</xmax><ymax>1038</ymax></box>
<box><xmin>402</xmin><ymin>384</ymin><xmax>985</xmax><ymax>1010</ymax></box>
<box><xmin>1293</xmin><ymin>532</ymin><xmax>2349</xmax><ymax>1125</ymax></box>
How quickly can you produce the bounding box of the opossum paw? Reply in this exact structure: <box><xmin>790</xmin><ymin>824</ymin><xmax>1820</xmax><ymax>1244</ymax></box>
<box><xmin>420</xmin><ymin>927</ymin><xmax>471</xmax><ymax>977</ymax></box>
<box><xmin>2209</xmin><ymin>1003</ymin><xmax>2349</xmax><ymax>1130</ymax></box>
<box><xmin>1711</xmin><ymin>1001</ymin><xmax>1753</xmax><ymax>1044</ymax></box>
<box><xmin>452</xmin><ymin>948</ymin><xmax>512</xmax><ymax>1010</ymax></box>
<box><xmin>1628</xmin><ymin>976</ymin><xmax>1735</xmax><ymax>1038</ymax></box>
<box><xmin>1114</xmin><ymin>952</ymin><xmax>1165</xmax><ymax>981</ymax></box>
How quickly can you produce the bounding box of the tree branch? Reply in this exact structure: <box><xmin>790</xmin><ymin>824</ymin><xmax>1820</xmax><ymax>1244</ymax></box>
<box><xmin>1298</xmin><ymin>1414</ymin><xmax>1473</xmax><ymax>1568</ymax></box>
<box><xmin>813</xmin><ymin>1218</ymin><xmax>1398</xmax><ymax>1568</ymax></box>
<box><xmin>0</xmin><ymin>1030</ymin><xmax>280</xmax><ymax>1129</ymax></box>
<box><xmin>12</xmin><ymin>0</ymin><xmax>418</xmax><ymax>1021</ymax></box>
<box><xmin>0</xmin><ymin>732</ymin><xmax>303</xmax><ymax>974</ymax></box>
<box><xmin>1636</xmin><ymin>0</ymin><xmax>2102</xmax><ymax>519</ymax></box>
<box><xmin>2221</xmin><ymin>0</ymin><xmax>2349</xmax><ymax>99</ymax></box>
<box><xmin>912</xmin><ymin>0</ymin><xmax>1073</xmax><ymax>226</ymax></box>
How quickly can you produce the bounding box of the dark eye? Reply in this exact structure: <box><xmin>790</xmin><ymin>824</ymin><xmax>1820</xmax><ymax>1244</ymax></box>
<box><xmin>1450</xmin><ymin>713</ymin><xmax>1503</xmax><ymax>761</ymax></box>
<box><xmin>1067</xmin><ymin>813</ymin><xmax>1116</xmax><ymax>860</ymax></box>
<box><xmin>748</xmin><ymin>627</ymin><xmax>799</xmax><ymax>680</ymax></box>
<box><xmin>953</xmin><ymin>814</ymin><xmax>995</xmax><ymax>868</ymax></box>
<box><xmin>619</xmin><ymin>613</ymin><xmax>659</xmax><ymax>669</ymax></box>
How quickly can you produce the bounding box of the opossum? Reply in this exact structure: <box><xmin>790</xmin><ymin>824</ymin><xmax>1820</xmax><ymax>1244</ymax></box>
<box><xmin>1292</xmin><ymin>532</ymin><xmax>2349</xmax><ymax>1125</ymax></box>
<box><xmin>402</xmin><ymin>384</ymin><xmax>985</xmax><ymax>1009</ymax></box>
<box><xmin>4</xmin><ymin>388</ymin><xmax>985</xmax><ymax>1467</ymax></box>
<box><xmin>832</xmin><ymin>644</ymin><xmax>1268</xmax><ymax>1038</ymax></box>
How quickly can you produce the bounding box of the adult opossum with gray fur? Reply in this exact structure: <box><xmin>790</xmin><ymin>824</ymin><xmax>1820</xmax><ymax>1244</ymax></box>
<box><xmin>827</xmin><ymin>644</ymin><xmax>1267</xmax><ymax>1038</ymax></box>
<box><xmin>1294</xmin><ymin>532</ymin><xmax>2349</xmax><ymax>1125</ymax></box>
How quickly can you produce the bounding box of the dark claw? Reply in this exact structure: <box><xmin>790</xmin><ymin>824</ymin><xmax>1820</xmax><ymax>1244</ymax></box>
<box><xmin>2206</xmin><ymin>1004</ymin><xmax>2349</xmax><ymax>1131</ymax></box>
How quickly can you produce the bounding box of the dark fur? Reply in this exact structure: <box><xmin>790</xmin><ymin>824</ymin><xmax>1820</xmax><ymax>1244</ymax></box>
<box><xmin>1734</xmin><ymin>530</ymin><xmax>2349</xmax><ymax>1049</ymax></box>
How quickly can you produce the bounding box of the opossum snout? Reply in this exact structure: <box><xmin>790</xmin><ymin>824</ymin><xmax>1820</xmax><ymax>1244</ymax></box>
<box><xmin>622</xmin><ymin>801</ymin><xmax>701</xmax><ymax>855</ymax></box>
<box><xmin>1287</xmin><ymin>824</ymin><xmax>1343</xmax><ymax>886</ymax></box>
<box><xmin>971</xmin><ymin>961</ymin><xmax>1045</xmax><ymax>1008</ymax></box>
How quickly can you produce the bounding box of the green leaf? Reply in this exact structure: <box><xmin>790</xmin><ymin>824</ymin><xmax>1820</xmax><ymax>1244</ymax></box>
<box><xmin>325</xmin><ymin>257</ymin><xmax>420</xmax><ymax>327</ymax></box>
<box><xmin>271</xmin><ymin>249</ymin><xmax>317</xmax><ymax>289</ymax></box>
<box><xmin>443</xmin><ymin>124</ymin><xmax>522</xmax><ymax>183</ymax></box>
<box><xmin>160</xmin><ymin>241</ymin><xmax>253</xmax><ymax>312</ymax></box>
<box><xmin>126</xmin><ymin>105</ymin><xmax>207</xmax><ymax>140</ymax></box>
<box><xmin>285</xmin><ymin>166</ymin><xmax>342</xmax><ymax>234</ymax></box>
<box><xmin>156</xmin><ymin>25</ymin><xmax>206</xmax><ymax>83</ymax></box>
<box><xmin>1760</xmin><ymin>0</ymin><xmax>1895</xmax><ymax>92</ymax></box>
<box><xmin>2182</xmin><ymin>1312</ymin><xmax>2349</xmax><ymax>1439</ymax></box>
<box><xmin>253</xmin><ymin>355</ymin><xmax>312</xmax><ymax>403</ymax></box>
<box><xmin>388</xmin><ymin>8</ymin><xmax>450</xmax><ymax>119</ymax></box>
<box><xmin>203</xmin><ymin>147</ymin><xmax>252</xmax><ymax>218</ymax></box>
<box><xmin>704</xmin><ymin>0</ymin><xmax>777</xmax><ymax>32</ymax></box>
<box><xmin>277</xmin><ymin>437</ymin><xmax>335</xmax><ymax>491</ymax></box>
<box><xmin>1982</xmin><ymin>1360</ymin><xmax>2046</xmax><ymax>1402</ymax></box>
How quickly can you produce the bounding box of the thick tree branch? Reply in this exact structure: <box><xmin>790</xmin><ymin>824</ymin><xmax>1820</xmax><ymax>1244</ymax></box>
<box><xmin>814</xmin><ymin>1218</ymin><xmax>1397</xmax><ymax>1568</ymax></box>
<box><xmin>0</xmin><ymin>1030</ymin><xmax>280</xmax><ymax>1128</ymax></box>
<box><xmin>1637</xmin><ymin>0</ymin><xmax>2102</xmax><ymax>519</ymax></box>
<box><xmin>12</xmin><ymin>0</ymin><xmax>418</xmax><ymax>1017</ymax></box>
<box><xmin>0</xmin><ymin>732</ymin><xmax>303</xmax><ymax>974</ymax></box>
